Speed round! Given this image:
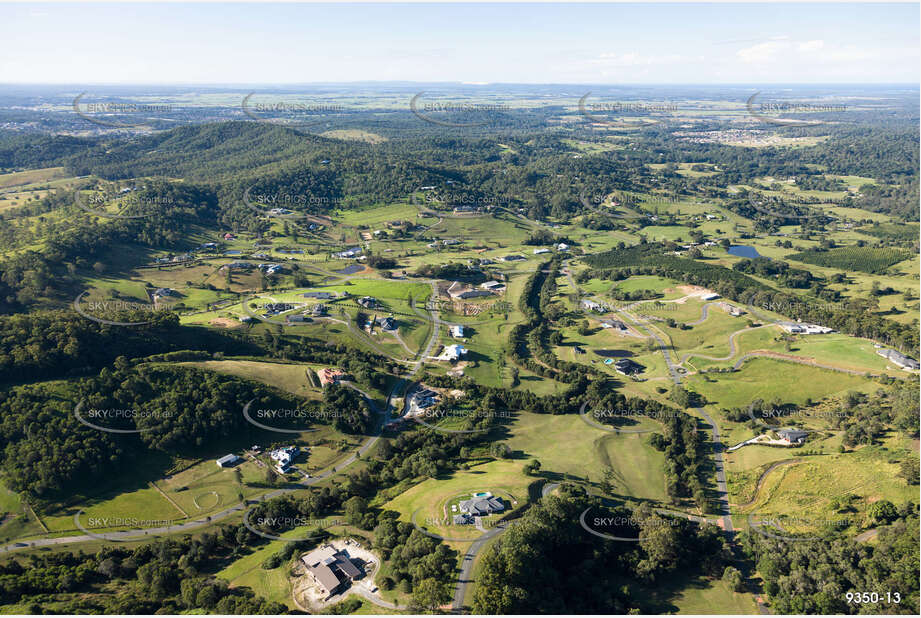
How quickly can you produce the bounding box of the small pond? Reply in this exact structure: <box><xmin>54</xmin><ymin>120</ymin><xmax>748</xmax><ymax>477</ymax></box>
<box><xmin>727</xmin><ymin>245</ymin><xmax>764</xmax><ymax>259</ymax></box>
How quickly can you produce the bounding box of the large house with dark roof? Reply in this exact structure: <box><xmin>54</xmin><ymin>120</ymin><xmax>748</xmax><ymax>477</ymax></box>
<box><xmin>301</xmin><ymin>545</ymin><xmax>364</xmax><ymax>600</ymax></box>
<box><xmin>877</xmin><ymin>348</ymin><xmax>920</xmax><ymax>371</ymax></box>
<box><xmin>777</xmin><ymin>428</ymin><xmax>808</xmax><ymax>445</ymax></box>
<box><xmin>455</xmin><ymin>493</ymin><xmax>505</xmax><ymax>522</ymax></box>
<box><xmin>613</xmin><ymin>359</ymin><xmax>644</xmax><ymax>375</ymax></box>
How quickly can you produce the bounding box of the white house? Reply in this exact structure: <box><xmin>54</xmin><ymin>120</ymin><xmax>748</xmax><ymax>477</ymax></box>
<box><xmin>450</xmin><ymin>325</ymin><xmax>465</xmax><ymax>338</ymax></box>
<box><xmin>270</xmin><ymin>446</ymin><xmax>300</xmax><ymax>471</ymax></box>
<box><xmin>443</xmin><ymin>344</ymin><xmax>467</xmax><ymax>361</ymax></box>
<box><xmin>779</xmin><ymin>322</ymin><xmax>833</xmax><ymax>335</ymax></box>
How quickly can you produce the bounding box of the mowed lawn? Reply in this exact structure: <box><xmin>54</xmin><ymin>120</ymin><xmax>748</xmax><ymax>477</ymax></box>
<box><xmin>685</xmin><ymin>327</ymin><xmax>778</xmax><ymax>369</ymax></box>
<box><xmin>504</xmin><ymin>412</ymin><xmax>667</xmax><ymax>502</ymax></box>
<box><xmin>158</xmin><ymin>459</ymin><xmax>266</xmax><ymax>517</ymax></box>
<box><xmin>597</xmin><ymin>432</ymin><xmax>668</xmax><ymax>502</ymax></box>
<box><xmin>217</xmin><ymin>530</ymin><xmax>304</xmax><ymax>609</ymax></box>
<box><xmin>333</xmin><ymin>202</ymin><xmax>419</xmax><ymax>227</ymax></box>
<box><xmin>792</xmin><ymin>335</ymin><xmax>897</xmax><ymax>373</ymax></box>
<box><xmin>381</xmin><ymin>459</ymin><xmax>532</xmax><ymax>550</ymax></box>
<box><xmin>657</xmin><ymin>311</ymin><xmax>749</xmax><ymax>358</ymax></box>
<box><xmin>430</xmin><ymin>213</ymin><xmax>532</xmax><ymax>246</ymax></box>
<box><xmin>43</xmin><ymin>484</ymin><xmax>184</xmax><ymax>535</ymax></box>
<box><xmin>266</xmin><ymin>279</ymin><xmax>432</xmax><ymax>305</ymax></box>
<box><xmin>663</xmin><ymin>576</ymin><xmax>759</xmax><ymax>614</ymax></box>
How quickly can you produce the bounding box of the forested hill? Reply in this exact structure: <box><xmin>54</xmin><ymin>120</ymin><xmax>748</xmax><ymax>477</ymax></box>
<box><xmin>48</xmin><ymin>121</ymin><xmax>633</xmax><ymax>218</ymax></box>
<box><xmin>64</xmin><ymin>122</ymin><xmax>349</xmax><ymax>182</ymax></box>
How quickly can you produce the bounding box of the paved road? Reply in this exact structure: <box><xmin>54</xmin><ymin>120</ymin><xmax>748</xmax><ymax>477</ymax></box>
<box><xmin>418</xmin><ymin>282</ymin><xmax>443</xmax><ymax>363</ymax></box>
<box><xmin>855</xmin><ymin>528</ymin><xmax>879</xmax><ymax>543</ymax></box>
<box><xmin>655</xmin><ymin>508</ymin><xmax>721</xmax><ymax>526</ymax></box>
<box><xmin>451</xmin><ymin>520</ymin><xmax>510</xmax><ymax>611</ymax></box>
<box><xmin>541</xmin><ymin>482</ymin><xmax>560</xmax><ymax>498</ymax></box>
<box><xmin>617</xmin><ymin>309</ymin><xmax>732</xmax><ymax>532</ymax></box>
<box><xmin>622</xmin><ymin>308</ymin><xmax>776</xmax><ymax>613</ymax></box>
<box><xmin>679</xmin><ymin>325</ymin><xmax>772</xmax><ymax>364</ymax></box>
<box><xmin>450</xmin><ymin>479</ymin><xmax>560</xmax><ymax>613</ymax></box>
<box><xmin>351</xmin><ymin>584</ymin><xmax>399</xmax><ymax>610</ymax></box>
<box><xmin>317</xmin><ymin>315</ymin><xmax>418</xmax><ymax>364</ymax></box>
<box><xmin>562</xmin><ymin>260</ymin><xmax>580</xmax><ymax>293</ymax></box>
<box><xmin>736</xmin><ymin>459</ymin><xmax>802</xmax><ymax>509</ymax></box>
<box><xmin>685</xmin><ymin>301</ymin><xmax>717</xmax><ymax>326</ymax></box>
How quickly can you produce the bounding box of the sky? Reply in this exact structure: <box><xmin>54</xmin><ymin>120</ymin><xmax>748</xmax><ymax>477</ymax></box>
<box><xmin>1</xmin><ymin>2</ymin><xmax>918</xmax><ymax>84</ymax></box>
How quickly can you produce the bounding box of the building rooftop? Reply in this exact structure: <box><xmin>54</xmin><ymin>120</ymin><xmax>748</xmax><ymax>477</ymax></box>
<box><xmin>306</xmin><ymin>563</ymin><xmax>341</xmax><ymax>593</ymax></box>
<box><xmin>303</xmin><ymin>545</ymin><xmax>339</xmax><ymax>567</ymax></box>
<box><xmin>216</xmin><ymin>454</ymin><xmax>240</xmax><ymax>466</ymax></box>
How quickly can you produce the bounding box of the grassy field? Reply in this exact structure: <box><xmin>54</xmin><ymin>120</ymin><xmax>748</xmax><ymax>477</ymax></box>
<box><xmin>0</xmin><ymin>166</ymin><xmax>69</xmax><ymax>189</ymax></box>
<box><xmin>504</xmin><ymin>412</ymin><xmax>667</xmax><ymax>502</ymax></box>
<box><xmin>381</xmin><ymin>459</ymin><xmax>532</xmax><ymax>551</ymax></box>
<box><xmin>655</xmin><ymin>313</ymin><xmax>747</xmax><ymax>358</ymax></box>
<box><xmin>555</xmin><ymin>318</ymin><xmax>672</xmax><ymax>383</ymax></box>
<box><xmin>319</xmin><ymin>129</ymin><xmax>387</xmax><ymax>144</ymax></box>
<box><xmin>42</xmin><ymin>483</ymin><xmax>185</xmax><ymax>536</ymax></box>
<box><xmin>734</xmin><ymin>433</ymin><xmax>918</xmax><ymax>538</ymax></box>
<box><xmin>334</xmin><ymin>202</ymin><xmax>419</xmax><ymax>226</ymax></box>
<box><xmin>0</xmin><ymin>481</ymin><xmax>23</xmax><ymax>515</ymax></box>
<box><xmin>177</xmin><ymin>359</ymin><xmax>325</xmax><ymax>398</ymax></box>
<box><xmin>686</xmin><ymin>357</ymin><xmax>878</xmax><ymax>410</ymax></box>
<box><xmin>217</xmin><ymin>532</ymin><xmax>302</xmax><ymax>609</ymax></box>
<box><xmin>613</xmin><ymin>275</ymin><xmax>685</xmax><ymax>298</ymax></box>
<box><xmin>660</xmin><ymin>575</ymin><xmax>760</xmax><ymax>614</ymax></box>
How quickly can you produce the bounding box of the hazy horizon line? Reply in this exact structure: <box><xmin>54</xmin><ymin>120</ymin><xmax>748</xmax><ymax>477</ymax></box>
<box><xmin>1</xmin><ymin>81</ymin><xmax>918</xmax><ymax>88</ymax></box>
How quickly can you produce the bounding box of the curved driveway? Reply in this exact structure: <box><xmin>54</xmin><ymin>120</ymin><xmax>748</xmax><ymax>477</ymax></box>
<box><xmin>616</xmin><ymin>309</ymin><xmax>733</xmax><ymax>531</ymax></box>
<box><xmin>450</xmin><ymin>480</ymin><xmax>561</xmax><ymax>612</ymax></box>
<box><xmin>679</xmin><ymin>325</ymin><xmax>772</xmax><ymax>364</ymax></box>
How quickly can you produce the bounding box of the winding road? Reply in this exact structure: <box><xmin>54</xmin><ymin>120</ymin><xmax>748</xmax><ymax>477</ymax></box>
<box><xmin>449</xmin><ymin>480</ymin><xmax>561</xmax><ymax>613</ymax></box>
<box><xmin>735</xmin><ymin>459</ymin><xmax>802</xmax><ymax>509</ymax></box>
<box><xmin>678</xmin><ymin>324</ymin><xmax>772</xmax><ymax>364</ymax></box>
<box><xmin>685</xmin><ymin>301</ymin><xmax>718</xmax><ymax>326</ymax></box>
<box><xmin>0</xmin><ymin>319</ymin><xmax>444</xmax><ymax>556</ymax></box>
<box><xmin>450</xmin><ymin>520</ymin><xmax>510</xmax><ymax>612</ymax></box>
<box><xmin>618</xmin><ymin>306</ymin><xmax>776</xmax><ymax>613</ymax></box>
<box><xmin>616</xmin><ymin>308</ymin><xmax>733</xmax><ymax>531</ymax></box>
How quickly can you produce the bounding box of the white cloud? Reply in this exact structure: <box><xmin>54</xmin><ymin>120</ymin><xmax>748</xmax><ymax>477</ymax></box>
<box><xmin>736</xmin><ymin>41</ymin><xmax>789</xmax><ymax>64</ymax></box>
<box><xmin>797</xmin><ymin>40</ymin><xmax>825</xmax><ymax>52</ymax></box>
<box><xmin>736</xmin><ymin>38</ymin><xmax>888</xmax><ymax>69</ymax></box>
